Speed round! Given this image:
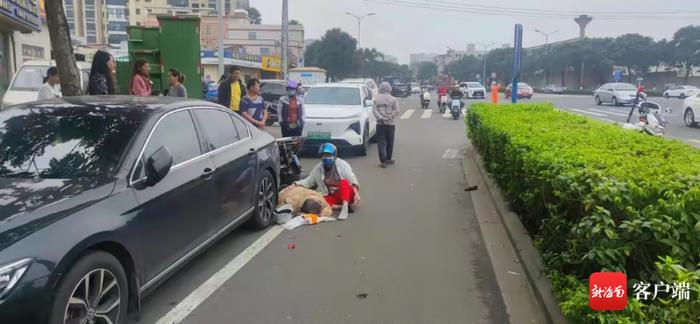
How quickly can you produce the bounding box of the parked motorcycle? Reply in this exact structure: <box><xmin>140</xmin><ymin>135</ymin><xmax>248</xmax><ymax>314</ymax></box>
<box><xmin>277</xmin><ymin>136</ymin><xmax>305</xmax><ymax>187</ymax></box>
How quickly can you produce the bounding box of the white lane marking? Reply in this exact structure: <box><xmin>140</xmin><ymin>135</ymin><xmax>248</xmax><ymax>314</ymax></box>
<box><xmin>421</xmin><ymin>110</ymin><xmax>432</xmax><ymax>119</ymax></box>
<box><xmin>590</xmin><ymin>108</ymin><xmax>628</xmax><ymax>117</ymax></box>
<box><xmin>155</xmin><ymin>225</ymin><xmax>285</xmax><ymax>324</ymax></box>
<box><xmin>400</xmin><ymin>109</ymin><xmax>415</xmax><ymax>119</ymax></box>
<box><xmin>442</xmin><ymin>149</ymin><xmax>460</xmax><ymax>159</ymax></box>
<box><xmin>443</xmin><ymin>109</ymin><xmax>451</xmax><ymax>118</ymax></box>
<box><xmin>569</xmin><ymin>108</ymin><xmax>607</xmax><ymax>117</ymax></box>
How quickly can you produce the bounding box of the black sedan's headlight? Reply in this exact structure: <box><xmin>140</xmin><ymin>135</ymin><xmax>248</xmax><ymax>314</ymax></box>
<box><xmin>0</xmin><ymin>258</ymin><xmax>32</xmax><ymax>299</ymax></box>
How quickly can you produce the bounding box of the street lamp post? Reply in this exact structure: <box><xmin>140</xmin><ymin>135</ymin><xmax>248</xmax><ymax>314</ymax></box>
<box><xmin>345</xmin><ymin>12</ymin><xmax>375</xmax><ymax>49</ymax></box>
<box><xmin>476</xmin><ymin>42</ymin><xmax>496</xmax><ymax>85</ymax></box>
<box><xmin>534</xmin><ymin>29</ymin><xmax>558</xmax><ymax>88</ymax></box>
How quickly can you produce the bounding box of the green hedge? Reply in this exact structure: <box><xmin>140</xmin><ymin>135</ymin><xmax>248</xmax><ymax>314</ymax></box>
<box><xmin>467</xmin><ymin>103</ymin><xmax>700</xmax><ymax>322</ymax></box>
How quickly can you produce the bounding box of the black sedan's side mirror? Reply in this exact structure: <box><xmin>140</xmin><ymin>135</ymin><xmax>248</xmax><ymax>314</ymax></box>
<box><xmin>145</xmin><ymin>146</ymin><xmax>173</xmax><ymax>187</ymax></box>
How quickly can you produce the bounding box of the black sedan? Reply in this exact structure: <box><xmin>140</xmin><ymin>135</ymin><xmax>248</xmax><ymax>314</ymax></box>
<box><xmin>0</xmin><ymin>96</ymin><xmax>280</xmax><ymax>323</ymax></box>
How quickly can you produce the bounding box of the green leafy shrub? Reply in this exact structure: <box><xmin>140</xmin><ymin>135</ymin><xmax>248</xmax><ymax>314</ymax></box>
<box><xmin>467</xmin><ymin>103</ymin><xmax>700</xmax><ymax>322</ymax></box>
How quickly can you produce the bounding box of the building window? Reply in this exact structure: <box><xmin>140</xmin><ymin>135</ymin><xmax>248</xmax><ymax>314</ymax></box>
<box><xmin>87</xmin><ymin>36</ymin><xmax>97</xmax><ymax>43</ymax></box>
<box><xmin>136</xmin><ymin>8</ymin><xmax>140</xmax><ymax>14</ymax></box>
<box><xmin>147</xmin><ymin>8</ymin><xmax>152</xmax><ymax>13</ymax></box>
<box><xmin>260</xmin><ymin>47</ymin><xmax>270</xmax><ymax>56</ymax></box>
<box><xmin>108</xmin><ymin>34</ymin><xmax>128</xmax><ymax>45</ymax></box>
<box><xmin>22</xmin><ymin>44</ymin><xmax>45</xmax><ymax>59</ymax></box>
<box><xmin>248</xmin><ymin>32</ymin><xmax>256</xmax><ymax>40</ymax></box>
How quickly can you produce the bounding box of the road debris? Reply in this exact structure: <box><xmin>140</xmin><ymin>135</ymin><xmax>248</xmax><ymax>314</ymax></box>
<box><xmin>507</xmin><ymin>271</ymin><xmax>521</xmax><ymax>276</ymax></box>
<box><xmin>356</xmin><ymin>293</ymin><xmax>368</xmax><ymax>300</ymax></box>
<box><xmin>287</xmin><ymin>243</ymin><xmax>296</xmax><ymax>250</ymax></box>
<box><xmin>464</xmin><ymin>185</ymin><xmax>478</xmax><ymax>192</ymax></box>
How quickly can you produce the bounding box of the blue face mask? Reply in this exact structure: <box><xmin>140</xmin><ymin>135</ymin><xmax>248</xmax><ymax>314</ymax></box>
<box><xmin>322</xmin><ymin>157</ymin><xmax>335</xmax><ymax>167</ymax></box>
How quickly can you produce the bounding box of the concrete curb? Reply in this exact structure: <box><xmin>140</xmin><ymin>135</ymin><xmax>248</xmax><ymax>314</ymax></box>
<box><xmin>462</xmin><ymin>141</ymin><xmax>568</xmax><ymax>324</ymax></box>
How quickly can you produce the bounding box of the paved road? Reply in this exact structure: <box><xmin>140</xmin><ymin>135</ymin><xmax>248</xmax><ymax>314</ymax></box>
<box><xmin>130</xmin><ymin>97</ymin><xmax>511</xmax><ymax>324</ymax></box>
<box><xmin>468</xmin><ymin>93</ymin><xmax>700</xmax><ymax>147</ymax></box>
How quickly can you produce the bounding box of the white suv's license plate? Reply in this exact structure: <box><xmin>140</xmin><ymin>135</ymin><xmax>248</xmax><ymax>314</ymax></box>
<box><xmin>308</xmin><ymin>132</ymin><xmax>331</xmax><ymax>140</ymax></box>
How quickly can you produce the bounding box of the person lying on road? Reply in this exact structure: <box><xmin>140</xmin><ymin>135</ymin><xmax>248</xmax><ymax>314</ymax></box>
<box><xmin>291</xmin><ymin>143</ymin><xmax>360</xmax><ymax>220</ymax></box>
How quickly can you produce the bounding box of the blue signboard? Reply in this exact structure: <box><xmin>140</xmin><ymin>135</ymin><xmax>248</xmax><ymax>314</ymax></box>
<box><xmin>614</xmin><ymin>71</ymin><xmax>622</xmax><ymax>82</ymax></box>
<box><xmin>300</xmin><ymin>72</ymin><xmax>313</xmax><ymax>77</ymax></box>
<box><xmin>0</xmin><ymin>0</ymin><xmax>41</xmax><ymax>32</ymax></box>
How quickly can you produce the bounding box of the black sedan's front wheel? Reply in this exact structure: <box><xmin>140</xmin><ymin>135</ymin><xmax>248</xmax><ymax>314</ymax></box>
<box><xmin>249</xmin><ymin>170</ymin><xmax>277</xmax><ymax>229</ymax></box>
<box><xmin>50</xmin><ymin>251</ymin><xmax>128</xmax><ymax>324</ymax></box>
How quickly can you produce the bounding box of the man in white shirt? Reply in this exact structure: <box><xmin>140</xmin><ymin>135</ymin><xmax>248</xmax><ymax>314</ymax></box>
<box><xmin>38</xmin><ymin>67</ymin><xmax>61</xmax><ymax>100</ymax></box>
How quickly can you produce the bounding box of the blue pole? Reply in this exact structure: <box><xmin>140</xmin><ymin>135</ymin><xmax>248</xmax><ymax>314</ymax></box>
<box><xmin>512</xmin><ymin>24</ymin><xmax>523</xmax><ymax>104</ymax></box>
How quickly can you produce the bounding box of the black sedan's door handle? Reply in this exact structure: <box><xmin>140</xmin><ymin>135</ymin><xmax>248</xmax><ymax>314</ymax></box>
<box><xmin>201</xmin><ymin>168</ymin><xmax>215</xmax><ymax>179</ymax></box>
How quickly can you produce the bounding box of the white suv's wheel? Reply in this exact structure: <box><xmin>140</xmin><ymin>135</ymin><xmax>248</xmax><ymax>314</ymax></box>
<box><xmin>685</xmin><ymin>108</ymin><xmax>696</xmax><ymax>128</ymax></box>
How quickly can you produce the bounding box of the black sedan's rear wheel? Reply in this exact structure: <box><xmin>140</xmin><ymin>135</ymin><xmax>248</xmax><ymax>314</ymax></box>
<box><xmin>50</xmin><ymin>251</ymin><xmax>128</xmax><ymax>324</ymax></box>
<box><xmin>249</xmin><ymin>170</ymin><xmax>277</xmax><ymax>229</ymax></box>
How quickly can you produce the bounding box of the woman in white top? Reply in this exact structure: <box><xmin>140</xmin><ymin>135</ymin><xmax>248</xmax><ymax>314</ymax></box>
<box><xmin>38</xmin><ymin>66</ymin><xmax>61</xmax><ymax>100</ymax></box>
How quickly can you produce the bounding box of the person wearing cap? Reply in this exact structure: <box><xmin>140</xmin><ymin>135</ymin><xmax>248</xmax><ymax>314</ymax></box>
<box><xmin>279</xmin><ymin>80</ymin><xmax>305</xmax><ymax>137</ymax></box>
<box><xmin>292</xmin><ymin>143</ymin><xmax>360</xmax><ymax>220</ymax></box>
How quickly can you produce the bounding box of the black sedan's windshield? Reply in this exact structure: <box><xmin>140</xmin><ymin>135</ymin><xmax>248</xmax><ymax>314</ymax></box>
<box><xmin>0</xmin><ymin>105</ymin><xmax>149</xmax><ymax>179</ymax></box>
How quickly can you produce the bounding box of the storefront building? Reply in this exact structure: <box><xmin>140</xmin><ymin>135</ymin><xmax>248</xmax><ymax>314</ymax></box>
<box><xmin>200</xmin><ymin>49</ymin><xmax>262</xmax><ymax>83</ymax></box>
<box><xmin>0</xmin><ymin>0</ymin><xmax>42</xmax><ymax>99</ymax></box>
<box><xmin>261</xmin><ymin>55</ymin><xmax>281</xmax><ymax>80</ymax></box>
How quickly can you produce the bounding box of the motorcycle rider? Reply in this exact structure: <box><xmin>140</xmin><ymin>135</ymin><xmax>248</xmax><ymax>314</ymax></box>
<box><xmin>421</xmin><ymin>88</ymin><xmax>431</xmax><ymax>108</ymax></box>
<box><xmin>438</xmin><ymin>85</ymin><xmax>449</xmax><ymax>110</ymax></box>
<box><xmin>450</xmin><ymin>86</ymin><xmax>465</xmax><ymax>109</ymax></box>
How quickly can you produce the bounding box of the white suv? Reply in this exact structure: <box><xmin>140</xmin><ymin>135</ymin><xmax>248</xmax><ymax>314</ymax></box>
<box><xmin>682</xmin><ymin>92</ymin><xmax>700</xmax><ymax>128</ymax></box>
<box><xmin>460</xmin><ymin>81</ymin><xmax>486</xmax><ymax>99</ymax></box>
<box><xmin>1</xmin><ymin>60</ymin><xmax>92</xmax><ymax>109</ymax></box>
<box><xmin>302</xmin><ymin>83</ymin><xmax>377</xmax><ymax>156</ymax></box>
<box><xmin>664</xmin><ymin>85</ymin><xmax>699</xmax><ymax>99</ymax></box>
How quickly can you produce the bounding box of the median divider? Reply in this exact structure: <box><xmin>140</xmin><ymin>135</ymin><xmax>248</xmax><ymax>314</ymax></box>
<box><xmin>466</xmin><ymin>103</ymin><xmax>700</xmax><ymax>323</ymax></box>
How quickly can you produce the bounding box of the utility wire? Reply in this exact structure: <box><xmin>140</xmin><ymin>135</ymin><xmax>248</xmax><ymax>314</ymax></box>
<box><xmin>368</xmin><ymin>0</ymin><xmax>700</xmax><ymax>20</ymax></box>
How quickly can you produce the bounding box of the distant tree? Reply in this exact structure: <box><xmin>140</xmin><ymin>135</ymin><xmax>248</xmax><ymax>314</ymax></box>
<box><xmin>303</xmin><ymin>28</ymin><xmax>359</xmax><ymax>79</ymax></box>
<box><xmin>247</xmin><ymin>7</ymin><xmax>262</xmax><ymax>24</ymax></box>
<box><xmin>446</xmin><ymin>55</ymin><xmax>481</xmax><ymax>81</ymax></box>
<box><xmin>669</xmin><ymin>25</ymin><xmax>700</xmax><ymax>83</ymax></box>
<box><xmin>45</xmin><ymin>0</ymin><xmax>82</xmax><ymax>95</ymax></box>
<box><xmin>416</xmin><ymin>62</ymin><xmax>438</xmax><ymax>80</ymax></box>
<box><xmin>289</xmin><ymin>19</ymin><xmax>302</xmax><ymax>26</ymax></box>
<box><xmin>608</xmin><ymin>34</ymin><xmax>657</xmax><ymax>80</ymax></box>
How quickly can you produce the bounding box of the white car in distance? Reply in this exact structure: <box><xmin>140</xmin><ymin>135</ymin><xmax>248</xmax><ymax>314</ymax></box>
<box><xmin>1</xmin><ymin>60</ymin><xmax>92</xmax><ymax>109</ymax></box>
<box><xmin>340</xmin><ymin>78</ymin><xmax>379</xmax><ymax>99</ymax></box>
<box><xmin>664</xmin><ymin>85</ymin><xmax>699</xmax><ymax>99</ymax></box>
<box><xmin>682</xmin><ymin>92</ymin><xmax>700</xmax><ymax>128</ymax></box>
<box><xmin>460</xmin><ymin>82</ymin><xmax>486</xmax><ymax>99</ymax></box>
<box><xmin>302</xmin><ymin>83</ymin><xmax>377</xmax><ymax>156</ymax></box>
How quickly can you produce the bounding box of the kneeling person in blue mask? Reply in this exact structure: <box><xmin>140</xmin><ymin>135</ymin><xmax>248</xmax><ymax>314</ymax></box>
<box><xmin>291</xmin><ymin>143</ymin><xmax>360</xmax><ymax>220</ymax></box>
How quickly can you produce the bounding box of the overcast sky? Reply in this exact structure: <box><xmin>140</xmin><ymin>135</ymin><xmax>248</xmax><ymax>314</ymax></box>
<box><xmin>251</xmin><ymin>0</ymin><xmax>700</xmax><ymax>64</ymax></box>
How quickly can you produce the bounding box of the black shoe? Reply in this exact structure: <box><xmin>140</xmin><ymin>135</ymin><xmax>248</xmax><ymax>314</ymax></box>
<box><xmin>380</xmin><ymin>162</ymin><xmax>388</xmax><ymax>168</ymax></box>
<box><xmin>386</xmin><ymin>160</ymin><xmax>395</xmax><ymax>165</ymax></box>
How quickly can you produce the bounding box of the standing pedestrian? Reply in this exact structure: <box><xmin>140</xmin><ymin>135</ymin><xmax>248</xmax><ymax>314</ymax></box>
<box><xmin>373</xmin><ymin>82</ymin><xmax>400</xmax><ymax>168</ymax></box>
<box><xmin>129</xmin><ymin>59</ymin><xmax>152</xmax><ymax>96</ymax></box>
<box><xmin>490</xmin><ymin>81</ymin><xmax>500</xmax><ymax>104</ymax></box>
<box><xmin>38</xmin><ymin>67</ymin><xmax>61</xmax><ymax>100</ymax></box>
<box><xmin>240</xmin><ymin>78</ymin><xmax>268</xmax><ymax>129</ymax></box>
<box><xmin>88</xmin><ymin>50</ymin><xmax>118</xmax><ymax>95</ymax></box>
<box><xmin>217</xmin><ymin>67</ymin><xmax>246</xmax><ymax>113</ymax></box>
<box><xmin>279</xmin><ymin>80</ymin><xmax>305</xmax><ymax>137</ymax></box>
<box><xmin>166</xmin><ymin>69</ymin><xmax>188</xmax><ymax>98</ymax></box>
